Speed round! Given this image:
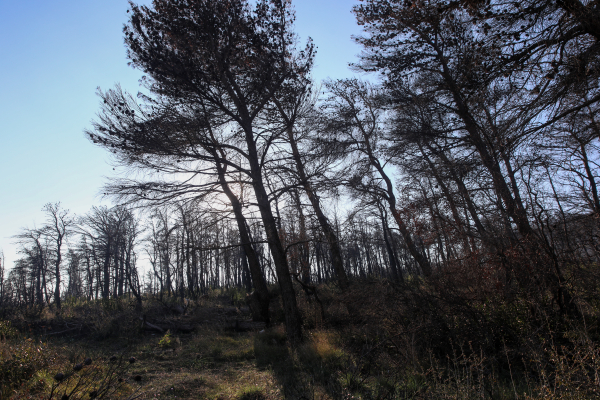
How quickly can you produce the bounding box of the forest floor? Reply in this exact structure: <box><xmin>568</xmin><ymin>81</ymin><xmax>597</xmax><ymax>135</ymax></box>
<box><xmin>1</xmin><ymin>280</ymin><xmax>600</xmax><ymax>399</ymax></box>
<box><xmin>1</xmin><ymin>289</ymin><xmax>367</xmax><ymax>400</ymax></box>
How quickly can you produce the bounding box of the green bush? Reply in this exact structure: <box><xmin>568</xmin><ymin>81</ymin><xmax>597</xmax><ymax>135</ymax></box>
<box><xmin>227</xmin><ymin>287</ymin><xmax>247</xmax><ymax>307</ymax></box>
<box><xmin>0</xmin><ymin>320</ymin><xmax>18</xmax><ymax>340</ymax></box>
<box><xmin>158</xmin><ymin>330</ymin><xmax>175</xmax><ymax>348</ymax></box>
<box><xmin>0</xmin><ymin>338</ymin><xmax>53</xmax><ymax>398</ymax></box>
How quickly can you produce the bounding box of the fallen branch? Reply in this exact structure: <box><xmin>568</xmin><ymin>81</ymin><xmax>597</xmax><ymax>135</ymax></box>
<box><xmin>44</xmin><ymin>326</ymin><xmax>80</xmax><ymax>336</ymax></box>
<box><xmin>139</xmin><ymin>317</ymin><xmax>165</xmax><ymax>334</ymax></box>
<box><xmin>227</xmin><ymin>320</ymin><xmax>266</xmax><ymax>332</ymax></box>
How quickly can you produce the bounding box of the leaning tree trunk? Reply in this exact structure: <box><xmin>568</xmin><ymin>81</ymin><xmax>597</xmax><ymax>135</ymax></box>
<box><xmin>243</xmin><ymin>122</ymin><xmax>303</xmax><ymax>345</ymax></box>
<box><xmin>215</xmin><ymin>160</ymin><xmax>272</xmax><ymax>324</ymax></box>
<box><xmin>286</xmin><ymin>126</ymin><xmax>350</xmax><ymax>290</ymax></box>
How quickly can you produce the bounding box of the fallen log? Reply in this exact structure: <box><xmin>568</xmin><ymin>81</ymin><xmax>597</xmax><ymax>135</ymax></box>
<box><xmin>139</xmin><ymin>317</ymin><xmax>165</xmax><ymax>333</ymax></box>
<box><xmin>139</xmin><ymin>317</ymin><xmax>194</xmax><ymax>333</ymax></box>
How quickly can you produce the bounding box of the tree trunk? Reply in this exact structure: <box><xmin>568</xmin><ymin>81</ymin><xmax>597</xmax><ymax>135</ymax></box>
<box><xmin>215</xmin><ymin>161</ymin><xmax>271</xmax><ymax>324</ymax></box>
<box><xmin>243</xmin><ymin>121</ymin><xmax>303</xmax><ymax>344</ymax></box>
<box><xmin>286</xmin><ymin>126</ymin><xmax>350</xmax><ymax>290</ymax></box>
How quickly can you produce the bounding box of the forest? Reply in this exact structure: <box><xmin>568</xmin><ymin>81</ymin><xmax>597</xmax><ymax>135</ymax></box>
<box><xmin>1</xmin><ymin>0</ymin><xmax>599</xmax><ymax>398</ymax></box>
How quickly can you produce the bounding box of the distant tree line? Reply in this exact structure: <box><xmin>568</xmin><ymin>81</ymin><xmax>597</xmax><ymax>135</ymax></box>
<box><xmin>1</xmin><ymin>0</ymin><xmax>598</xmax><ymax>345</ymax></box>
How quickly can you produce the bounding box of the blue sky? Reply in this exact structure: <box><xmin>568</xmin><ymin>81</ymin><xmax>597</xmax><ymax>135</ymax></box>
<box><xmin>0</xmin><ymin>0</ymin><xmax>363</xmax><ymax>269</ymax></box>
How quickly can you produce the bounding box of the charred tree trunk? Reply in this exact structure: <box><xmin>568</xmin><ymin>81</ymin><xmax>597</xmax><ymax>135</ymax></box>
<box><xmin>243</xmin><ymin>120</ymin><xmax>302</xmax><ymax>344</ymax></box>
<box><xmin>285</xmin><ymin>125</ymin><xmax>350</xmax><ymax>290</ymax></box>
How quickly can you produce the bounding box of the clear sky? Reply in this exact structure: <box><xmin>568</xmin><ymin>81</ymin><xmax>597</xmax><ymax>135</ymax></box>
<box><xmin>0</xmin><ymin>0</ymin><xmax>363</xmax><ymax>270</ymax></box>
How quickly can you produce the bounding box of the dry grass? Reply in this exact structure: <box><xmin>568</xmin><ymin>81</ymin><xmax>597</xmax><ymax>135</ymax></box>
<box><xmin>1</xmin><ymin>281</ymin><xmax>600</xmax><ymax>399</ymax></box>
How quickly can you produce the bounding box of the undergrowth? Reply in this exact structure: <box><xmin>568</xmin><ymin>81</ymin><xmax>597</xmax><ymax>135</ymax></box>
<box><xmin>0</xmin><ymin>277</ymin><xmax>599</xmax><ymax>399</ymax></box>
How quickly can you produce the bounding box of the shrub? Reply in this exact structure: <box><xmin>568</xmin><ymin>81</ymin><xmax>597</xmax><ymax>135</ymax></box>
<box><xmin>0</xmin><ymin>320</ymin><xmax>17</xmax><ymax>340</ymax></box>
<box><xmin>0</xmin><ymin>338</ymin><xmax>53</xmax><ymax>398</ymax></box>
<box><xmin>46</xmin><ymin>354</ymin><xmax>143</xmax><ymax>400</ymax></box>
<box><xmin>236</xmin><ymin>386</ymin><xmax>266</xmax><ymax>400</ymax></box>
<box><xmin>158</xmin><ymin>330</ymin><xmax>175</xmax><ymax>349</ymax></box>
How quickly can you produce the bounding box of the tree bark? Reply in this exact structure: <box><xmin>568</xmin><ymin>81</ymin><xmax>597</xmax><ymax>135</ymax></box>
<box><xmin>215</xmin><ymin>160</ymin><xmax>272</xmax><ymax>324</ymax></box>
<box><xmin>285</xmin><ymin>126</ymin><xmax>350</xmax><ymax>290</ymax></box>
<box><xmin>242</xmin><ymin>120</ymin><xmax>303</xmax><ymax>344</ymax></box>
